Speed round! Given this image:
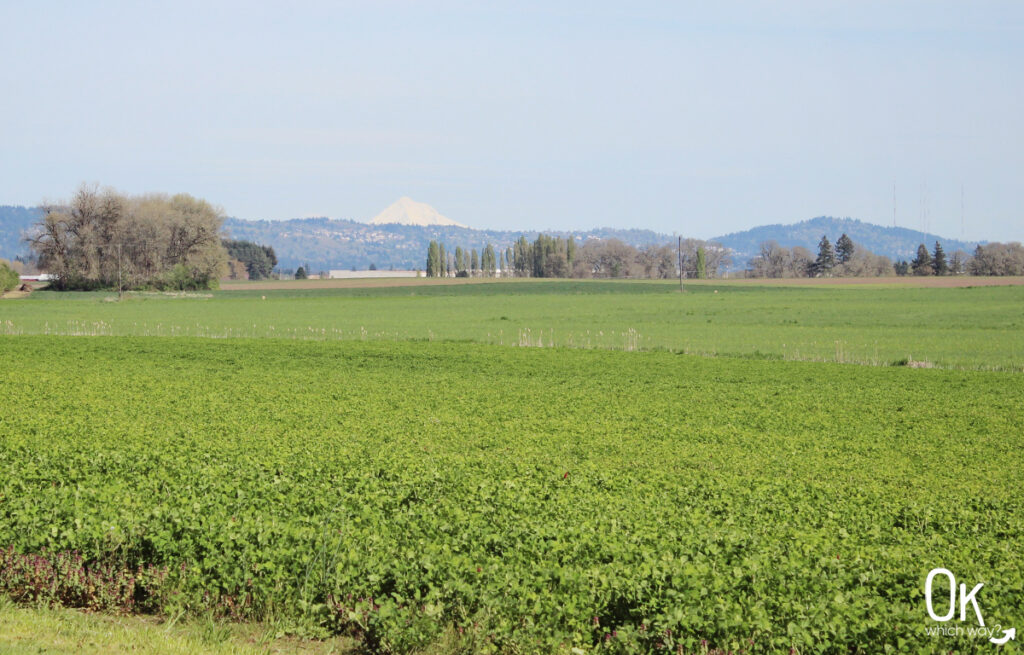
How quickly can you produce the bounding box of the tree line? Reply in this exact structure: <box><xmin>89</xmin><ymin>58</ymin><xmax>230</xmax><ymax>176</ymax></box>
<box><xmin>895</xmin><ymin>241</ymin><xmax>1024</xmax><ymax>276</ymax></box>
<box><xmin>25</xmin><ymin>185</ymin><xmax>287</xmax><ymax>290</ymax></box>
<box><xmin>426</xmin><ymin>241</ymin><xmax>500</xmax><ymax>277</ymax></box>
<box><xmin>426</xmin><ymin>234</ymin><xmax>731</xmax><ymax>279</ymax></box>
<box><xmin>747</xmin><ymin>234</ymin><xmax>895</xmax><ymax>278</ymax></box>
<box><xmin>898</xmin><ymin>242</ymin><xmax>957</xmax><ymax>276</ymax></box>
<box><xmin>965</xmin><ymin>242</ymin><xmax>1024</xmax><ymax>276</ymax></box>
<box><xmin>30</xmin><ymin>185</ymin><xmax>227</xmax><ymax>291</ymax></box>
<box><xmin>222</xmin><ymin>239</ymin><xmax>278</xmax><ymax>280</ymax></box>
<box><xmin>746</xmin><ymin>233</ymin><xmax>1024</xmax><ymax>278</ymax></box>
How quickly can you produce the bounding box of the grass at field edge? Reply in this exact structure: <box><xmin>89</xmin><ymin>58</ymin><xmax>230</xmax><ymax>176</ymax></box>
<box><xmin>0</xmin><ymin>597</ymin><xmax>359</xmax><ymax>655</ymax></box>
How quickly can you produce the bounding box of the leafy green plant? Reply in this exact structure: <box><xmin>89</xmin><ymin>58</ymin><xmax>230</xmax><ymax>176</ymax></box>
<box><xmin>0</xmin><ymin>260</ymin><xmax>19</xmax><ymax>293</ymax></box>
<box><xmin>0</xmin><ymin>336</ymin><xmax>1021</xmax><ymax>652</ymax></box>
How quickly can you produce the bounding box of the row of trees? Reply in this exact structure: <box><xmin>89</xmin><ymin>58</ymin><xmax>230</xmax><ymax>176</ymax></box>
<box><xmin>901</xmin><ymin>242</ymin><xmax>962</xmax><ymax>276</ymax></box>
<box><xmin>965</xmin><ymin>242</ymin><xmax>1024</xmax><ymax>276</ymax></box>
<box><xmin>426</xmin><ymin>235</ymin><xmax>731</xmax><ymax>280</ymax></box>
<box><xmin>30</xmin><ymin>185</ymin><xmax>227</xmax><ymax>291</ymax></box>
<box><xmin>748</xmin><ymin>234</ymin><xmax>894</xmax><ymax>278</ymax></box>
<box><xmin>751</xmin><ymin>235</ymin><xmax>1024</xmax><ymax>278</ymax></box>
<box><xmin>569</xmin><ymin>239</ymin><xmax>730</xmax><ymax>279</ymax></box>
<box><xmin>896</xmin><ymin>241</ymin><xmax>1024</xmax><ymax>276</ymax></box>
<box><xmin>425</xmin><ymin>241</ymin><xmax>501</xmax><ymax>277</ymax></box>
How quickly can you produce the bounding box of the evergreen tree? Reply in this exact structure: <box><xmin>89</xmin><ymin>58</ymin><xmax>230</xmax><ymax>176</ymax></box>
<box><xmin>295</xmin><ymin>266</ymin><xmax>307</xmax><ymax>279</ymax></box>
<box><xmin>932</xmin><ymin>241</ymin><xmax>947</xmax><ymax>275</ymax></box>
<box><xmin>471</xmin><ymin>249</ymin><xmax>479</xmax><ymax>275</ymax></box>
<box><xmin>813</xmin><ymin>235</ymin><xmax>835</xmax><ymax>276</ymax></box>
<box><xmin>223</xmin><ymin>239</ymin><xmax>277</xmax><ymax>280</ymax></box>
<box><xmin>911</xmin><ymin>243</ymin><xmax>933</xmax><ymax>276</ymax></box>
<box><xmin>835</xmin><ymin>233</ymin><xmax>855</xmax><ymax>264</ymax></box>
<box><xmin>566</xmin><ymin>236</ymin><xmax>576</xmax><ymax>268</ymax></box>
<box><xmin>696</xmin><ymin>246</ymin><xmax>707</xmax><ymax>279</ymax></box>
<box><xmin>894</xmin><ymin>260</ymin><xmax>910</xmax><ymax>276</ymax></box>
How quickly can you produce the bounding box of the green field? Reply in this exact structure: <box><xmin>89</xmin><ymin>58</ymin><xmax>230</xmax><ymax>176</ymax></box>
<box><xmin>2</xmin><ymin>280</ymin><xmax>1024</xmax><ymax>369</ymax></box>
<box><xmin>1</xmin><ymin>281</ymin><xmax>1023</xmax><ymax>654</ymax></box>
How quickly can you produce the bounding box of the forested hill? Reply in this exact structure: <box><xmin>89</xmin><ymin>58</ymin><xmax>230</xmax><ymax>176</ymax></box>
<box><xmin>222</xmin><ymin>217</ymin><xmax>672</xmax><ymax>271</ymax></box>
<box><xmin>713</xmin><ymin>216</ymin><xmax>980</xmax><ymax>266</ymax></box>
<box><xmin>0</xmin><ymin>206</ymin><xmax>42</xmax><ymax>259</ymax></box>
<box><xmin>0</xmin><ymin>205</ymin><xmax>671</xmax><ymax>270</ymax></box>
<box><xmin>1</xmin><ymin>205</ymin><xmax>985</xmax><ymax>272</ymax></box>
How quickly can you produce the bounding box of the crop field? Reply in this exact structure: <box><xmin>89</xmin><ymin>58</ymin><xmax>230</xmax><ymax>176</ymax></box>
<box><xmin>1</xmin><ymin>279</ymin><xmax>1024</xmax><ymax>369</ymax></box>
<box><xmin>1</xmin><ymin>281</ymin><xmax>1023</xmax><ymax>654</ymax></box>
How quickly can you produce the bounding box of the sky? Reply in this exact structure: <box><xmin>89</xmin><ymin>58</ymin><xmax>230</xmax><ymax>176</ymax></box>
<box><xmin>1</xmin><ymin>1</ymin><xmax>1021</xmax><ymax>241</ymax></box>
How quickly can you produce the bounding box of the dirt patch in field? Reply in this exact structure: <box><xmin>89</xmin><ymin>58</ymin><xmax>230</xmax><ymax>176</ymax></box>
<box><xmin>219</xmin><ymin>277</ymin><xmax>509</xmax><ymax>291</ymax></box>
<box><xmin>2</xmin><ymin>285</ymin><xmax>33</xmax><ymax>299</ymax></box>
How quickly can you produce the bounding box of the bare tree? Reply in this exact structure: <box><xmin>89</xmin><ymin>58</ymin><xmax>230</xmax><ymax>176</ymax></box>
<box><xmin>637</xmin><ymin>244</ymin><xmax>676</xmax><ymax>279</ymax></box>
<box><xmin>29</xmin><ymin>185</ymin><xmax>227</xmax><ymax>290</ymax></box>
<box><xmin>968</xmin><ymin>242</ymin><xmax>1024</xmax><ymax>276</ymax></box>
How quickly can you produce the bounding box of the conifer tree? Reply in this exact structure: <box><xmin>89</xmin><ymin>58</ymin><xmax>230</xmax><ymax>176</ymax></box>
<box><xmin>932</xmin><ymin>241</ymin><xmax>947</xmax><ymax>276</ymax></box>
<box><xmin>911</xmin><ymin>243</ymin><xmax>933</xmax><ymax>276</ymax></box>
<box><xmin>835</xmin><ymin>233</ymin><xmax>855</xmax><ymax>264</ymax></box>
<box><xmin>813</xmin><ymin>235</ymin><xmax>835</xmax><ymax>276</ymax></box>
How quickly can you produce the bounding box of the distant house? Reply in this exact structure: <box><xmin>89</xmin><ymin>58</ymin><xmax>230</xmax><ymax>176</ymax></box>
<box><xmin>328</xmin><ymin>270</ymin><xmax>421</xmax><ymax>279</ymax></box>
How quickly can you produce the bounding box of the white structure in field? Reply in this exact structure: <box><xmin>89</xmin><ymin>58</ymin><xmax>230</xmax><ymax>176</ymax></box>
<box><xmin>328</xmin><ymin>270</ymin><xmax>422</xmax><ymax>279</ymax></box>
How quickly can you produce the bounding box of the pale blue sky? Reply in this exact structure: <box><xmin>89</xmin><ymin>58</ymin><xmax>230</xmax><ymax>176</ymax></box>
<box><xmin>1</xmin><ymin>1</ymin><xmax>1021</xmax><ymax>240</ymax></box>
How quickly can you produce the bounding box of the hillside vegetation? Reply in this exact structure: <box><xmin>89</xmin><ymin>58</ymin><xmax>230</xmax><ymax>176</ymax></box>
<box><xmin>713</xmin><ymin>216</ymin><xmax>980</xmax><ymax>266</ymax></box>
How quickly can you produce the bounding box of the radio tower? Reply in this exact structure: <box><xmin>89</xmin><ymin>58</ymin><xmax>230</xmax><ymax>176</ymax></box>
<box><xmin>892</xmin><ymin>182</ymin><xmax>896</xmax><ymax>227</ymax></box>
<box><xmin>961</xmin><ymin>184</ymin><xmax>965</xmax><ymax>238</ymax></box>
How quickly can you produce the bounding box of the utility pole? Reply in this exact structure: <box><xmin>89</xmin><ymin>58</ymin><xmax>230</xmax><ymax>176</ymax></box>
<box><xmin>678</xmin><ymin>236</ymin><xmax>685</xmax><ymax>292</ymax></box>
<box><xmin>117</xmin><ymin>243</ymin><xmax>123</xmax><ymax>300</ymax></box>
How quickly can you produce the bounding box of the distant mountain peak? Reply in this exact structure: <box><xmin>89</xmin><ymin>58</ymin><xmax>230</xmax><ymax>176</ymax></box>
<box><xmin>369</xmin><ymin>197</ymin><xmax>466</xmax><ymax>228</ymax></box>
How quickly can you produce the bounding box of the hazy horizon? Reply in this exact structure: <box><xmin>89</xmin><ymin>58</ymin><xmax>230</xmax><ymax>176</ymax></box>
<box><xmin>1</xmin><ymin>1</ymin><xmax>1021</xmax><ymax>241</ymax></box>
